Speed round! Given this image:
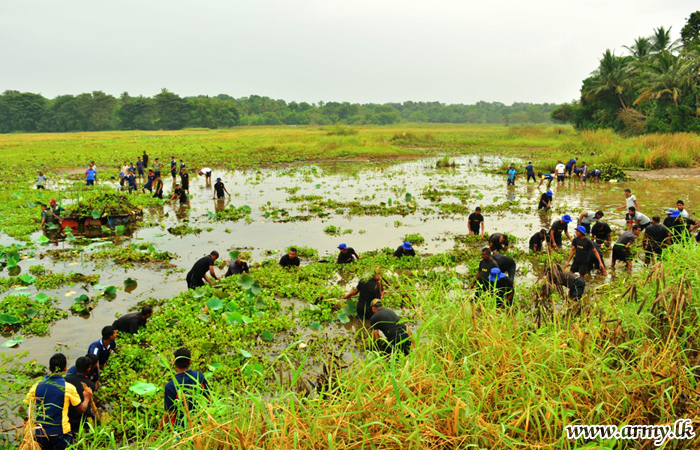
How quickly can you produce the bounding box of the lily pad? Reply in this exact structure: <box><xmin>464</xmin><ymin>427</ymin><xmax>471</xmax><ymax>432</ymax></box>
<box><xmin>250</xmin><ymin>281</ymin><xmax>262</xmax><ymax>295</ymax></box>
<box><xmin>309</xmin><ymin>322</ymin><xmax>323</xmax><ymax>331</ymax></box>
<box><xmin>74</xmin><ymin>294</ymin><xmax>90</xmax><ymax>303</ymax></box>
<box><xmin>0</xmin><ymin>314</ymin><xmax>20</xmax><ymax>325</ymax></box>
<box><xmin>35</xmin><ymin>293</ymin><xmax>50</xmax><ymax>303</ymax></box>
<box><xmin>25</xmin><ymin>308</ymin><xmax>38</xmax><ymax>318</ymax></box>
<box><xmin>129</xmin><ymin>381</ymin><xmax>157</xmax><ymax>396</ymax></box>
<box><xmin>115</xmin><ymin>225</ymin><xmax>125</xmax><ymax>235</ymax></box>
<box><xmin>193</xmin><ymin>287</ymin><xmax>207</xmax><ymax>299</ymax></box>
<box><xmin>101</xmin><ymin>226</ymin><xmax>112</xmax><ymax>234</ymax></box>
<box><xmin>206</xmin><ymin>297</ymin><xmax>223</xmax><ymax>311</ymax></box>
<box><xmin>237</xmin><ymin>274</ymin><xmax>255</xmax><ymax>290</ymax></box>
<box><xmin>337</xmin><ymin>313</ymin><xmax>350</xmax><ymax>324</ymax></box>
<box><xmin>93</xmin><ymin>284</ymin><xmax>106</xmax><ymax>291</ymax></box>
<box><xmin>19</xmin><ymin>274</ymin><xmax>36</xmax><ymax>284</ymax></box>
<box><xmin>261</xmin><ymin>330</ymin><xmax>274</xmax><ymax>341</ymax></box>
<box><xmin>243</xmin><ymin>363</ymin><xmax>263</xmax><ymax>378</ymax></box>
<box><xmin>104</xmin><ymin>286</ymin><xmax>117</xmax><ymax>295</ymax></box>
<box><xmin>1</xmin><ymin>337</ymin><xmax>23</xmax><ymax>348</ymax></box>
<box><xmin>91</xmin><ymin>209</ymin><xmax>101</xmax><ymax>220</ymax></box>
<box><xmin>37</xmin><ymin>235</ymin><xmax>50</xmax><ymax>244</ymax></box>
<box><xmin>238</xmin><ymin>349</ymin><xmax>252</xmax><ymax>358</ymax></box>
<box><xmin>124</xmin><ymin>278</ymin><xmax>137</xmax><ymax>287</ymax></box>
<box><xmin>229</xmin><ymin>250</ymin><xmax>240</xmax><ymax>260</ymax></box>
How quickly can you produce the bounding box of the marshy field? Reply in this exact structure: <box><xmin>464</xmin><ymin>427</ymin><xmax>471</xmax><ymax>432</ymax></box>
<box><xmin>1</xmin><ymin>124</ymin><xmax>699</xmax><ymax>449</ymax></box>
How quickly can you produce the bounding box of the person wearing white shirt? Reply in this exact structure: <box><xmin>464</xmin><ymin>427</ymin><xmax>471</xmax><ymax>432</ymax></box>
<box><xmin>627</xmin><ymin>207</ymin><xmax>651</xmax><ymax>229</ymax></box>
<box><xmin>676</xmin><ymin>200</ymin><xmax>689</xmax><ymax>218</ymax></box>
<box><xmin>199</xmin><ymin>168</ymin><xmax>212</xmax><ymax>183</ymax></box>
<box><xmin>555</xmin><ymin>161</ymin><xmax>566</xmax><ymax>184</ymax></box>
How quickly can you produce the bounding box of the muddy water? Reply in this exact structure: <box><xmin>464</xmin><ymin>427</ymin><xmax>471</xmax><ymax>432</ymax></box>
<box><xmin>3</xmin><ymin>156</ymin><xmax>700</xmax><ymax>365</ymax></box>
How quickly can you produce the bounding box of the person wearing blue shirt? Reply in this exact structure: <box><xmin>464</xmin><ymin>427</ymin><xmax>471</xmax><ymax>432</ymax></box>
<box><xmin>164</xmin><ymin>347</ymin><xmax>209</xmax><ymax>427</ymax></box>
<box><xmin>85</xmin><ymin>167</ymin><xmax>97</xmax><ymax>186</ymax></box>
<box><xmin>170</xmin><ymin>156</ymin><xmax>177</xmax><ymax>179</ymax></box>
<box><xmin>525</xmin><ymin>161</ymin><xmax>536</xmax><ymax>182</ymax></box>
<box><xmin>127</xmin><ymin>172</ymin><xmax>138</xmax><ymax>194</ymax></box>
<box><xmin>88</xmin><ymin>326</ymin><xmax>117</xmax><ymax>370</ymax></box>
<box><xmin>538</xmin><ymin>172</ymin><xmax>554</xmax><ymax>189</ymax></box>
<box><xmin>507</xmin><ymin>165</ymin><xmax>517</xmax><ymax>186</ymax></box>
<box><xmin>565</xmin><ymin>158</ymin><xmax>578</xmax><ymax>177</ymax></box>
<box><xmin>66</xmin><ymin>353</ymin><xmax>101</xmax><ymax>387</ymax></box>
<box><xmin>23</xmin><ymin>353</ymin><xmax>92</xmax><ymax>450</ymax></box>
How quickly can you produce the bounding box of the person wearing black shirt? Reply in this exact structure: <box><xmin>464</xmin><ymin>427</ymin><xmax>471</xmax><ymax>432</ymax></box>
<box><xmin>343</xmin><ymin>270</ymin><xmax>383</xmax><ymax>320</ymax></box>
<box><xmin>487</xmin><ymin>268</ymin><xmax>514</xmax><ymax>308</ymax></box>
<box><xmin>169</xmin><ymin>183</ymin><xmax>188</xmax><ymax>204</ymax></box>
<box><xmin>492</xmin><ymin>253</ymin><xmax>516</xmax><ymax>280</ymax></box>
<box><xmin>180</xmin><ymin>168</ymin><xmax>190</xmax><ymax>194</ymax></box>
<box><xmin>525</xmin><ymin>161</ymin><xmax>536</xmax><ymax>182</ymax></box>
<box><xmin>467</xmin><ymin>207</ymin><xmax>485</xmax><ymax>236</ymax></box>
<box><xmin>471</xmin><ymin>247</ymin><xmax>499</xmax><ymax>294</ymax></box>
<box><xmin>279</xmin><ymin>248</ymin><xmax>301</xmax><ymax>267</ymax></box>
<box><xmin>337</xmin><ymin>243</ymin><xmax>359</xmax><ymax>263</ymax></box>
<box><xmin>142</xmin><ymin>151</ymin><xmax>149</xmax><ymax>168</ymax></box>
<box><xmin>213</xmin><ymin>178</ymin><xmax>230</xmax><ymax>199</ymax></box>
<box><xmin>369</xmin><ymin>300</ymin><xmax>412</xmax><ymax>355</ymax></box>
<box><xmin>153</xmin><ymin>176</ymin><xmax>164</xmax><ymax>199</ymax></box>
<box><xmin>591</xmin><ymin>221</ymin><xmax>612</xmax><ymax>247</ymax></box>
<box><xmin>529</xmin><ymin>229</ymin><xmax>547</xmax><ymax>252</ymax></box>
<box><xmin>393</xmin><ymin>242</ymin><xmax>416</xmax><ymax>257</ymax></box>
<box><xmin>488</xmin><ymin>233</ymin><xmax>509</xmax><ymax>253</ymax></box>
<box><xmin>612</xmin><ymin>225</ymin><xmax>642</xmax><ymax>270</ymax></box>
<box><xmin>65</xmin><ymin>356</ymin><xmax>97</xmax><ymax>435</ymax></box>
<box><xmin>112</xmin><ymin>306</ymin><xmax>153</xmax><ymax>334</ymax></box>
<box><xmin>546</xmin><ymin>266</ymin><xmax>586</xmax><ymax>300</ymax></box>
<box><xmin>226</xmin><ymin>255</ymin><xmax>250</xmax><ymax>276</ymax></box>
<box><xmin>186</xmin><ymin>251</ymin><xmax>219</xmax><ymax>289</ymax></box>
<box><xmin>538</xmin><ymin>190</ymin><xmax>553</xmax><ymax>210</ymax></box>
<box><xmin>587</xmin><ymin>240</ymin><xmax>606</xmax><ymax>274</ymax></box>
<box><xmin>565</xmin><ymin>226</ymin><xmax>606</xmax><ymax>276</ymax></box>
<box><xmin>665</xmin><ymin>210</ymin><xmax>692</xmax><ymax>243</ymax></box>
<box><xmin>643</xmin><ymin>216</ymin><xmax>671</xmax><ymax>263</ymax></box>
<box><xmin>170</xmin><ymin>156</ymin><xmax>177</xmax><ymax>179</ymax></box>
<box><xmin>549</xmin><ymin>214</ymin><xmax>573</xmax><ymax>249</ymax></box>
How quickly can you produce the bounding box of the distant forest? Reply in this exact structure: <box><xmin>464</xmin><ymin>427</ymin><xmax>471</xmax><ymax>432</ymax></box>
<box><xmin>553</xmin><ymin>11</ymin><xmax>700</xmax><ymax>134</ymax></box>
<box><xmin>0</xmin><ymin>89</ymin><xmax>559</xmax><ymax>133</ymax></box>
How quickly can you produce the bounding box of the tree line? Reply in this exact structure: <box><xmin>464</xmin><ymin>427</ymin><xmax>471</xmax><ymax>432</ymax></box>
<box><xmin>552</xmin><ymin>11</ymin><xmax>700</xmax><ymax>134</ymax></box>
<box><xmin>0</xmin><ymin>88</ymin><xmax>558</xmax><ymax>133</ymax></box>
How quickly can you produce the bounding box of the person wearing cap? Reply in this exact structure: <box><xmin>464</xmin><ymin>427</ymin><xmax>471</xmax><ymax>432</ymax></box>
<box><xmin>186</xmin><ymin>251</ymin><xmax>220</xmax><ymax>289</ymax></box>
<box><xmin>627</xmin><ymin>207</ymin><xmax>651</xmax><ymax>230</ymax></box>
<box><xmin>578</xmin><ymin>210</ymin><xmax>604</xmax><ymax>233</ymax></box>
<box><xmin>676</xmin><ymin>200</ymin><xmax>689</xmax><ymax>218</ymax></box>
<box><xmin>591</xmin><ymin>221</ymin><xmax>612</xmax><ymax>247</ymax></box>
<box><xmin>487</xmin><ymin>268</ymin><xmax>514</xmax><ymax>308</ymax></box>
<box><xmin>369</xmin><ymin>299</ymin><xmax>412</xmax><ymax>355</ymax></box>
<box><xmin>555</xmin><ymin>161</ymin><xmax>566</xmax><ymax>184</ymax></box>
<box><xmin>506</xmin><ymin>165</ymin><xmax>516</xmax><ymax>186</ymax></box>
<box><xmin>337</xmin><ymin>244</ymin><xmax>360</xmax><ymax>264</ymax></box>
<box><xmin>665</xmin><ymin>209</ymin><xmax>693</xmax><ymax>243</ymax></box>
<box><xmin>538</xmin><ymin>172</ymin><xmax>555</xmax><ymax>189</ymax></box>
<box><xmin>549</xmin><ymin>215</ymin><xmax>573</xmax><ymax>249</ymax></box>
<box><xmin>199</xmin><ymin>167</ymin><xmax>213</xmax><ymax>183</ymax></box>
<box><xmin>467</xmin><ymin>207</ymin><xmax>485</xmax><ymax>236</ymax></box>
<box><xmin>343</xmin><ymin>269</ymin><xmax>383</xmax><ymax>321</ymax></box>
<box><xmin>226</xmin><ymin>253</ymin><xmax>250</xmax><ymax>276</ymax></box>
<box><xmin>471</xmin><ymin>247</ymin><xmax>499</xmax><ymax>293</ymax></box>
<box><xmin>393</xmin><ymin>241</ymin><xmax>416</xmax><ymax>258</ymax></box>
<box><xmin>488</xmin><ymin>233</ymin><xmax>509</xmax><ymax>253</ymax></box>
<box><xmin>492</xmin><ymin>253</ymin><xmax>516</xmax><ymax>280</ymax></box>
<box><xmin>152</xmin><ymin>158</ymin><xmax>162</xmax><ymax>178</ymax></box>
<box><xmin>529</xmin><ymin>229</ymin><xmax>547</xmax><ymax>252</ymax></box>
<box><xmin>612</xmin><ymin>225</ymin><xmax>642</xmax><ymax>270</ymax></box>
<box><xmin>279</xmin><ymin>248</ymin><xmax>301</xmax><ymax>268</ymax></box>
<box><xmin>49</xmin><ymin>199</ymin><xmax>65</xmax><ymax>224</ymax></box>
<box><xmin>213</xmin><ymin>178</ymin><xmax>230</xmax><ymax>199</ymax></box>
<box><xmin>565</xmin><ymin>226</ymin><xmax>606</xmax><ymax>276</ymax></box>
<box><xmin>170</xmin><ymin>156</ymin><xmax>178</xmax><ymax>179</ymax></box>
<box><xmin>525</xmin><ymin>161</ymin><xmax>536</xmax><ymax>182</ymax></box>
<box><xmin>180</xmin><ymin>167</ymin><xmax>190</xmax><ymax>194</ymax></box>
<box><xmin>538</xmin><ymin>190</ymin><xmax>553</xmax><ymax>210</ymax></box>
<box><xmin>643</xmin><ymin>216</ymin><xmax>671</xmax><ymax>264</ymax></box>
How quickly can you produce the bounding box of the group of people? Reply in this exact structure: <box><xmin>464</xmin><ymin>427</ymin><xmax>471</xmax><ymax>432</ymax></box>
<box><xmin>504</xmin><ymin>158</ymin><xmax>603</xmax><ymax>188</ymax></box>
<box><xmin>23</xmin><ymin>307</ymin><xmax>153</xmax><ymax>449</ymax></box>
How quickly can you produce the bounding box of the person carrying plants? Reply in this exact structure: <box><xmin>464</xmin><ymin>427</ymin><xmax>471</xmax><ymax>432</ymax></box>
<box><xmin>538</xmin><ymin>190</ymin><xmax>553</xmax><ymax>210</ymax></box>
<box><xmin>169</xmin><ymin>183</ymin><xmax>188</xmax><ymax>204</ymax></box>
<box><xmin>529</xmin><ymin>229</ymin><xmax>547</xmax><ymax>252</ymax></box>
<box><xmin>22</xmin><ymin>353</ymin><xmax>93</xmax><ymax>450</ymax></box>
<box><xmin>548</xmin><ymin>214</ymin><xmax>573</xmax><ymax>249</ymax></box>
<box><xmin>163</xmin><ymin>347</ymin><xmax>209</xmax><ymax>428</ymax></box>
<box><xmin>337</xmin><ymin>243</ymin><xmax>360</xmax><ymax>263</ymax></box>
<box><xmin>112</xmin><ymin>305</ymin><xmax>153</xmax><ymax>334</ymax></box>
<box><xmin>564</xmin><ymin>226</ymin><xmax>606</xmax><ymax>277</ymax></box>
<box><xmin>612</xmin><ymin>225</ymin><xmax>642</xmax><ymax>270</ymax></box>
<box><xmin>369</xmin><ymin>299</ymin><xmax>412</xmax><ymax>355</ymax></box>
<box><xmin>467</xmin><ymin>206</ymin><xmax>485</xmax><ymax>236</ymax></box>
<box><xmin>578</xmin><ymin>210</ymin><xmax>604</xmax><ymax>233</ymax></box>
<box><xmin>88</xmin><ymin>326</ymin><xmax>118</xmax><ymax>372</ymax></box>
<box><xmin>213</xmin><ymin>178</ymin><xmax>230</xmax><ymax>199</ymax></box>
<box><xmin>186</xmin><ymin>251</ymin><xmax>220</xmax><ymax>289</ymax></box>
<box><xmin>226</xmin><ymin>253</ymin><xmax>250</xmax><ymax>276</ymax></box>
<box><xmin>279</xmin><ymin>248</ymin><xmax>301</xmax><ymax>267</ymax></box>
<box><xmin>525</xmin><ymin>161</ymin><xmax>536</xmax><ymax>182</ymax></box>
<box><xmin>393</xmin><ymin>241</ymin><xmax>416</xmax><ymax>257</ymax></box>
<box><xmin>65</xmin><ymin>356</ymin><xmax>97</xmax><ymax>435</ymax></box>
<box><xmin>487</xmin><ymin>267</ymin><xmax>514</xmax><ymax>308</ymax></box>
<box><xmin>342</xmin><ymin>268</ymin><xmax>383</xmax><ymax>321</ymax></box>
<box><xmin>48</xmin><ymin>199</ymin><xmax>65</xmax><ymax>225</ymax></box>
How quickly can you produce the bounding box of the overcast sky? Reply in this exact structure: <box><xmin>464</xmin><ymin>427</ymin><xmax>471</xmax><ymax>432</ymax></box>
<box><xmin>0</xmin><ymin>1</ymin><xmax>696</xmax><ymax>105</ymax></box>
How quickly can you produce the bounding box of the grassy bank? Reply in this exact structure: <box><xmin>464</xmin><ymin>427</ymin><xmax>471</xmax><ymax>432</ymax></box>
<box><xmin>4</xmin><ymin>240</ymin><xmax>698</xmax><ymax>449</ymax></box>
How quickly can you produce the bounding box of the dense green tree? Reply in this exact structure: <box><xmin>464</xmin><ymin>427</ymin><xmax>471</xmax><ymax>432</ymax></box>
<box><xmin>0</xmin><ymin>91</ymin><xmax>48</xmax><ymax>133</ymax></box>
<box><xmin>154</xmin><ymin>89</ymin><xmax>190</xmax><ymax>130</ymax></box>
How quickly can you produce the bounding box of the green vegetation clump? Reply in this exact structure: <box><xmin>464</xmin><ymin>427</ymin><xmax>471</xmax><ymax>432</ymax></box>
<box><xmin>403</xmin><ymin>233</ymin><xmax>425</xmax><ymax>246</ymax></box>
<box><xmin>87</xmin><ymin>244</ymin><xmax>177</xmax><ymax>267</ymax></box>
<box><xmin>285</xmin><ymin>245</ymin><xmax>318</xmax><ymax>259</ymax></box>
<box><xmin>167</xmin><ymin>224</ymin><xmax>203</xmax><ymax>236</ymax></box>
<box><xmin>212</xmin><ymin>205</ymin><xmax>252</xmax><ymax>222</ymax></box>
<box><xmin>0</xmin><ymin>293</ymin><xmax>67</xmax><ymax>336</ymax></box>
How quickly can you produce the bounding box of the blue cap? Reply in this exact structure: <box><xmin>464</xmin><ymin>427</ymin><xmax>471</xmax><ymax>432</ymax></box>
<box><xmin>575</xmin><ymin>225</ymin><xmax>587</xmax><ymax>234</ymax></box>
<box><xmin>561</xmin><ymin>214</ymin><xmax>572</xmax><ymax>223</ymax></box>
<box><xmin>545</xmin><ymin>190</ymin><xmax>553</xmax><ymax>196</ymax></box>
<box><xmin>338</xmin><ymin>243</ymin><xmax>348</xmax><ymax>250</ymax></box>
<box><xmin>666</xmin><ymin>208</ymin><xmax>676</xmax><ymax>215</ymax></box>
<box><xmin>402</xmin><ymin>242</ymin><xmax>413</xmax><ymax>250</ymax></box>
<box><xmin>670</xmin><ymin>210</ymin><xmax>681</xmax><ymax>218</ymax></box>
<box><xmin>489</xmin><ymin>268</ymin><xmax>504</xmax><ymax>282</ymax></box>
<box><xmin>216</xmin><ymin>178</ymin><xmax>222</xmax><ymax>182</ymax></box>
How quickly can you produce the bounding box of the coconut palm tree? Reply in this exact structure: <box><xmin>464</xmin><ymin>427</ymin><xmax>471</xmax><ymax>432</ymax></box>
<box><xmin>650</xmin><ymin>26</ymin><xmax>680</xmax><ymax>53</ymax></box>
<box><xmin>585</xmin><ymin>50</ymin><xmax>632</xmax><ymax>109</ymax></box>
<box><xmin>634</xmin><ymin>51</ymin><xmax>693</xmax><ymax>106</ymax></box>
<box><xmin>624</xmin><ymin>37</ymin><xmax>652</xmax><ymax>62</ymax></box>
